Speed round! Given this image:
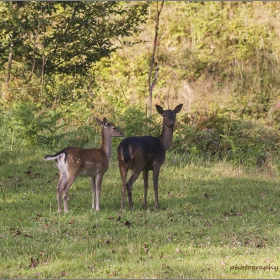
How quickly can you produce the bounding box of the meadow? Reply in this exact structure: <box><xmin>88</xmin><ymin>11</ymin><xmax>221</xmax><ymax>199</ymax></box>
<box><xmin>1</xmin><ymin>2</ymin><xmax>280</xmax><ymax>278</ymax></box>
<box><xmin>0</xmin><ymin>147</ymin><xmax>279</xmax><ymax>279</ymax></box>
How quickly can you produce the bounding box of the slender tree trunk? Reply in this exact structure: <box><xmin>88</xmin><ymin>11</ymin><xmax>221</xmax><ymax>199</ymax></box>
<box><xmin>27</xmin><ymin>30</ymin><xmax>39</xmax><ymax>83</ymax></box>
<box><xmin>148</xmin><ymin>1</ymin><xmax>164</xmax><ymax>118</ymax></box>
<box><xmin>4</xmin><ymin>43</ymin><xmax>13</xmax><ymax>100</ymax></box>
<box><xmin>41</xmin><ymin>54</ymin><xmax>45</xmax><ymax>97</ymax></box>
<box><xmin>6</xmin><ymin>44</ymin><xmax>13</xmax><ymax>86</ymax></box>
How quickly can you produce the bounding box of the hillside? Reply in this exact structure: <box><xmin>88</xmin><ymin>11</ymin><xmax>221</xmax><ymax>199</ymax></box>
<box><xmin>1</xmin><ymin>2</ymin><xmax>280</xmax><ymax>168</ymax></box>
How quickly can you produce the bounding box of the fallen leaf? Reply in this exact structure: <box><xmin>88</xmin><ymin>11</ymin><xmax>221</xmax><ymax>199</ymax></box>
<box><xmin>204</xmin><ymin>221</ymin><xmax>212</xmax><ymax>227</ymax></box>
<box><xmin>60</xmin><ymin>270</ymin><xmax>67</xmax><ymax>277</ymax></box>
<box><xmin>176</xmin><ymin>248</ymin><xmax>181</xmax><ymax>254</ymax></box>
<box><xmin>142</xmin><ymin>243</ymin><xmax>149</xmax><ymax>253</ymax></box>
<box><xmin>29</xmin><ymin>257</ymin><xmax>39</xmax><ymax>268</ymax></box>
<box><xmin>167</xmin><ymin>192</ymin><xmax>174</xmax><ymax>197</ymax></box>
<box><xmin>88</xmin><ymin>265</ymin><xmax>95</xmax><ymax>271</ymax></box>
<box><xmin>36</xmin><ymin>214</ymin><xmax>42</xmax><ymax>221</ymax></box>
<box><xmin>124</xmin><ymin>220</ymin><xmax>131</xmax><ymax>227</ymax></box>
<box><xmin>116</xmin><ymin>215</ymin><xmax>121</xmax><ymax>221</ymax></box>
<box><xmin>42</xmin><ymin>258</ymin><xmax>49</xmax><ymax>266</ymax></box>
<box><xmin>23</xmin><ymin>233</ymin><xmax>32</xmax><ymax>238</ymax></box>
<box><xmin>109</xmin><ymin>271</ymin><xmax>117</xmax><ymax>276</ymax></box>
<box><xmin>25</xmin><ymin>166</ymin><xmax>41</xmax><ymax>178</ymax></box>
<box><xmin>12</xmin><ymin>230</ymin><xmax>21</xmax><ymax>237</ymax></box>
<box><xmin>162</xmin><ymin>263</ymin><xmax>170</xmax><ymax>269</ymax></box>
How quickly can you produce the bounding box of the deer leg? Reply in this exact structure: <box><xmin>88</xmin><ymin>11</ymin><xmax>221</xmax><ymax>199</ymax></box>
<box><xmin>126</xmin><ymin>168</ymin><xmax>142</xmax><ymax>210</ymax></box>
<box><xmin>142</xmin><ymin>170</ymin><xmax>149</xmax><ymax>208</ymax></box>
<box><xmin>90</xmin><ymin>177</ymin><xmax>96</xmax><ymax>209</ymax></box>
<box><xmin>120</xmin><ymin>166</ymin><xmax>128</xmax><ymax>212</ymax></box>
<box><xmin>62</xmin><ymin>185</ymin><xmax>70</xmax><ymax>213</ymax></box>
<box><xmin>57</xmin><ymin>184</ymin><xmax>62</xmax><ymax>213</ymax></box>
<box><xmin>153</xmin><ymin>167</ymin><xmax>160</xmax><ymax>208</ymax></box>
<box><xmin>62</xmin><ymin>173</ymin><xmax>78</xmax><ymax>213</ymax></box>
<box><xmin>56</xmin><ymin>171</ymin><xmax>67</xmax><ymax>213</ymax></box>
<box><xmin>121</xmin><ymin>183</ymin><xmax>126</xmax><ymax>211</ymax></box>
<box><xmin>95</xmin><ymin>174</ymin><xmax>103</xmax><ymax>211</ymax></box>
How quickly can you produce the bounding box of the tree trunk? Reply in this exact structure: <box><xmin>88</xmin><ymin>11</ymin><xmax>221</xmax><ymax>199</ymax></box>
<box><xmin>6</xmin><ymin>47</ymin><xmax>13</xmax><ymax>86</ymax></box>
<box><xmin>4</xmin><ymin>44</ymin><xmax>13</xmax><ymax>100</ymax></box>
<box><xmin>148</xmin><ymin>1</ymin><xmax>164</xmax><ymax>118</ymax></box>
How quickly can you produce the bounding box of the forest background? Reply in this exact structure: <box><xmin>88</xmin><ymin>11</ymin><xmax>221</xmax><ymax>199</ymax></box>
<box><xmin>1</xmin><ymin>1</ymin><xmax>280</xmax><ymax>168</ymax></box>
<box><xmin>2</xmin><ymin>2</ymin><xmax>280</xmax><ymax>278</ymax></box>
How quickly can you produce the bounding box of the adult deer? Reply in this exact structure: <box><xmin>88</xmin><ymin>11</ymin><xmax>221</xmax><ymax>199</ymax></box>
<box><xmin>118</xmin><ymin>104</ymin><xmax>183</xmax><ymax>211</ymax></box>
<box><xmin>44</xmin><ymin>118</ymin><xmax>124</xmax><ymax>213</ymax></box>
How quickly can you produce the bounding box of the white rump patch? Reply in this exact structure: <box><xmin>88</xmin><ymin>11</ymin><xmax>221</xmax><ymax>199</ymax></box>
<box><xmin>56</xmin><ymin>153</ymin><xmax>68</xmax><ymax>174</ymax></box>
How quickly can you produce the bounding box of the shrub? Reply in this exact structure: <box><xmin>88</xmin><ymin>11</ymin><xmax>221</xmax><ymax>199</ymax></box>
<box><xmin>0</xmin><ymin>101</ymin><xmax>98</xmax><ymax>151</ymax></box>
<box><xmin>173</xmin><ymin>109</ymin><xmax>280</xmax><ymax>166</ymax></box>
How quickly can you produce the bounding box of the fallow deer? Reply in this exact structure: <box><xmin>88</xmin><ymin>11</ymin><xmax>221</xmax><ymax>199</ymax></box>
<box><xmin>44</xmin><ymin>117</ymin><xmax>124</xmax><ymax>213</ymax></box>
<box><xmin>118</xmin><ymin>104</ymin><xmax>183</xmax><ymax>211</ymax></box>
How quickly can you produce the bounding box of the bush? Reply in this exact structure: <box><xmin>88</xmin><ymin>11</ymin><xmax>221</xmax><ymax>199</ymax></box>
<box><xmin>0</xmin><ymin>101</ymin><xmax>98</xmax><ymax>151</ymax></box>
<box><xmin>118</xmin><ymin>106</ymin><xmax>160</xmax><ymax>137</ymax></box>
<box><xmin>173</xmin><ymin>110</ymin><xmax>280</xmax><ymax>166</ymax></box>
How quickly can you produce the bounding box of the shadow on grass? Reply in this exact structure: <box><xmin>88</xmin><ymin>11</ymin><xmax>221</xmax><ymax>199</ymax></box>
<box><xmin>1</xmin><ymin>151</ymin><xmax>279</xmax><ymax>214</ymax></box>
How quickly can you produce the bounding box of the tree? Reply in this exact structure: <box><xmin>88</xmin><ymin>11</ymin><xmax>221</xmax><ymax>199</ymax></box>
<box><xmin>0</xmin><ymin>1</ymin><xmax>149</xmax><ymax>80</ymax></box>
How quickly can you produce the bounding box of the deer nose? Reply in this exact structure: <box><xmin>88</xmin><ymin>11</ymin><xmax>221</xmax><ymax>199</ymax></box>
<box><xmin>168</xmin><ymin>121</ymin><xmax>174</xmax><ymax>127</ymax></box>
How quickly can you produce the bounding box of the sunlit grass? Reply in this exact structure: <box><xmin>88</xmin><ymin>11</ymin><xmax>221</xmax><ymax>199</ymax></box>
<box><xmin>0</xmin><ymin>148</ymin><xmax>280</xmax><ymax>278</ymax></box>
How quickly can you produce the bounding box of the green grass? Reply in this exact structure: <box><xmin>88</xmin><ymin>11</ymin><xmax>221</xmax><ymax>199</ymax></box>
<box><xmin>0</xmin><ymin>147</ymin><xmax>280</xmax><ymax>278</ymax></box>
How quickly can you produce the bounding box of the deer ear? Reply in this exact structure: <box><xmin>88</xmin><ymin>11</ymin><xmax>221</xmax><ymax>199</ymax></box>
<box><xmin>174</xmin><ymin>104</ymin><xmax>183</xmax><ymax>114</ymax></box>
<box><xmin>156</xmin><ymin>105</ymin><xmax>164</xmax><ymax>115</ymax></box>
<box><xmin>103</xmin><ymin>117</ymin><xmax>109</xmax><ymax>126</ymax></box>
<box><xmin>96</xmin><ymin>118</ymin><xmax>103</xmax><ymax>126</ymax></box>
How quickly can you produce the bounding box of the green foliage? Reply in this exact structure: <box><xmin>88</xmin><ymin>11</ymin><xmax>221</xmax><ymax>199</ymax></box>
<box><xmin>118</xmin><ymin>106</ymin><xmax>159</xmax><ymax>137</ymax></box>
<box><xmin>1</xmin><ymin>2</ymin><xmax>280</xmax><ymax>169</ymax></box>
<box><xmin>0</xmin><ymin>1</ymin><xmax>149</xmax><ymax>106</ymax></box>
<box><xmin>0</xmin><ymin>101</ymin><xmax>99</xmax><ymax>151</ymax></box>
<box><xmin>0</xmin><ymin>102</ymin><xmax>66</xmax><ymax>149</ymax></box>
<box><xmin>174</xmin><ymin>109</ymin><xmax>280</xmax><ymax>167</ymax></box>
<box><xmin>91</xmin><ymin>51</ymin><xmax>149</xmax><ymax>110</ymax></box>
<box><xmin>0</xmin><ymin>2</ymin><xmax>149</xmax><ymax>76</ymax></box>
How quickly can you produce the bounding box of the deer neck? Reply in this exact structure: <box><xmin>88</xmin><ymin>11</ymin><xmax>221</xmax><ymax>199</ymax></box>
<box><xmin>158</xmin><ymin>125</ymin><xmax>174</xmax><ymax>151</ymax></box>
<box><xmin>101</xmin><ymin>129</ymin><xmax>112</xmax><ymax>158</ymax></box>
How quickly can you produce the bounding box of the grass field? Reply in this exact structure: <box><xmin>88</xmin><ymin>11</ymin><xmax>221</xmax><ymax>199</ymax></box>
<box><xmin>0</xmin><ymin>148</ymin><xmax>280</xmax><ymax>278</ymax></box>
